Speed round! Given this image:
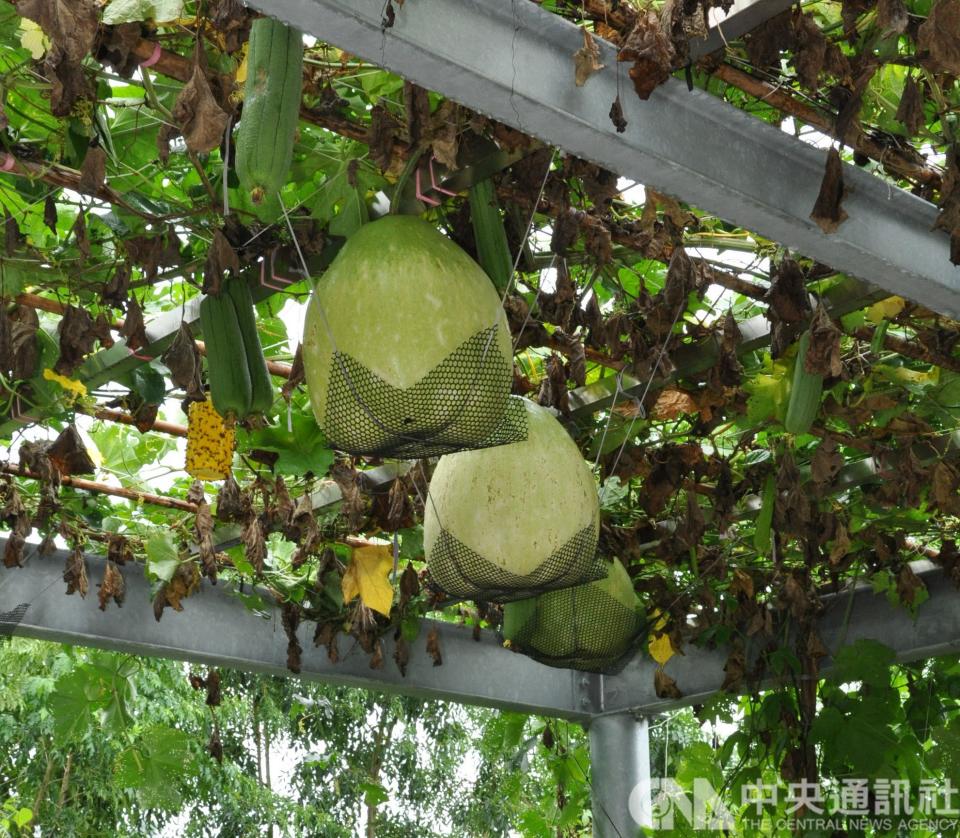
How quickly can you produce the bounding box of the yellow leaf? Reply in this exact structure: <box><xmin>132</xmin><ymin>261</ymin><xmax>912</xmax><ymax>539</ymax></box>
<box><xmin>342</xmin><ymin>544</ymin><xmax>394</xmax><ymax>616</ymax></box>
<box><xmin>235</xmin><ymin>45</ymin><xmax>249</xmax><ymax>85</ymax></box>
<box><xmin>19</xmin><ymin>19</ymin><xmax>48</xmax><ymax>59</ymax></box>
<box><xmin>866</xmin><ymin>295</ymin><xmax>905</xmax><ymax>324</ymax></box>
<box><xmin>43</xmin><ymin>368</ymin><xmax>87</xmax><ymax>397</ymax></box>
<box><xmin>647</xmin><ymin>608</ymin><xmax>674</xmax><ymax>665</ymax></box>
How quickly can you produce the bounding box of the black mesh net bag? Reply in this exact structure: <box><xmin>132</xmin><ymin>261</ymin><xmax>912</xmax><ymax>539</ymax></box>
<box><xmin>323</xmin><ymin>326</ymin><xmax>527</xmax><ymax>458</ymax></box>
<box><xmin>424</xmin><ymin>398</ymin><xmax>605</xmax><ymax>602</ymax></box>
<box><xmin>427</xmin><ymin>523</ymin><xmax>608</xmax><ymax>602</ymax></box>
<box><xmin>501</xmin><ymin>559</ymin><xmax>645</xmax><ymax>673</ymax></box>
<box><xmin>301</xmin><ymin>216</ymin><xmax>523</xmax><ymax>459</ymax></box>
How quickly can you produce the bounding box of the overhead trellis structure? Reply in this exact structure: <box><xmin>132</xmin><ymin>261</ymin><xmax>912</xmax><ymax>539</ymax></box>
<box><xmin>1</xmin><ymin>0</ymin><xmax>960</xmax><ymax>833</ymax></box>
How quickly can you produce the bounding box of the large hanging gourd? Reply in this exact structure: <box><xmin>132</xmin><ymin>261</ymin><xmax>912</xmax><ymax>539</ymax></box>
<box><xmin>302</xmin><ymin>216</ymin><xmax>520</xmax><ymax>458</ymax></box>
<box><xmin>424</xmin><ymin>397</ymin><xmax>604</xmax><ymax>601</ymax></box>
<box><xmin>502</xmin><ymin>558</ymin><xmax>644</xmax><ymax>672</ymax></box>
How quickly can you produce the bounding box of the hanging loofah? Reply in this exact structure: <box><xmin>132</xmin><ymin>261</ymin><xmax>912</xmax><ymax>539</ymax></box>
<box><xmin>424</xmin><ymin>397</ymin><xmax>604</xmax><ymax>602</ymax></box>
<box><xmin>502</xmin><ymin>558</ymin><xmax>645</xmax><ymax>672</ymax></box>
<box><xmin>185</xmin><ymin>399</ymin><xmax>234</xmax><ymax>481</ymax></box>
<box><xmin>302</xmin><ymin>216</ymin><xmax>522</xmax><ymax>458</ymax></box>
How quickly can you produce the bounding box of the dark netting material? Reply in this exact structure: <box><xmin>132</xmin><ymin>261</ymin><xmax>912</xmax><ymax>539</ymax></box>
<box><xmin>506</xmin><ymin>587</ymin><xmax>644</xmax><ymax>673</ymax></box>
<box><xmin>0</xmin><ymin>603</ymin><xmax>29</xmax><ymax>639</ymax></box>
<box><xmin>324</xmin><ymin>325</ymin><xmax>525</xmax><ymax>458</ymax></box>
<box><xmin>426</xmin><ymin>523</ymin><xmax>606</xmax><ymax>603</ymax></box>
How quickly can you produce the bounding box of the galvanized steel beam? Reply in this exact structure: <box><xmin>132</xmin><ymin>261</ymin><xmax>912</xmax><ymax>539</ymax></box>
<box><xmin>0</xmin><ymin>539</ymin><xmax>592</xmax><ymax>721</ymax></box>
<box><xmin>254</xmin><ymin>0</ymin><xmax>959</xmax><ymax>317</ymax></box>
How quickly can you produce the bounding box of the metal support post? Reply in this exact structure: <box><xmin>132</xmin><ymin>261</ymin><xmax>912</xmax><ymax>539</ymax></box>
<box><xmin>589</xmin><ymin>712</ymin><xmax>651</xmax><ymax>838</ymax></box>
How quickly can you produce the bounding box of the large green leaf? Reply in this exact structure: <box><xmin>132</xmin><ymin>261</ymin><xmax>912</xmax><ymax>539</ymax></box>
<box><xmin>238</xmin><ymin>410</ymin><xmax>334</xmax><ymax>476</ymax></box>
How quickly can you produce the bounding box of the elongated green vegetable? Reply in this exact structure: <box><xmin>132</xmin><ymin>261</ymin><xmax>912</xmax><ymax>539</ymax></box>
<box><xmin>784</xmin><ymin>330</ymin><xmax>823</xmax><ymax>434</ymax></box>
<box><xmin>235</xmin><ymin>17</ymin><xmax>304</xmax><ymax>219</ymax></box>
<box><xmin>468</xmin><ymin>178</ymin><xmax>513</xmax><ymax>292</ymax></box>
<box><xmin>225</xmin><ymin>277</ymin><xmax>273</xmax><ymax>415</ymax></box>
<box><xmin>753</xmin><ymin>474</ymin><xmax>776</xmax><ymax>554</ymax></box>
<box><xmin>200</xmin><ymin>293</ymin><xmax>251</xmax><ymax>420</ymax></box>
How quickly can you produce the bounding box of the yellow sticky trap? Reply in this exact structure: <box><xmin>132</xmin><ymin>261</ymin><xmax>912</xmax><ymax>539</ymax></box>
<box><xmin>185</xmin><ymin>399</ymin><xmax>234</xmax><ymax>481</ymax></box>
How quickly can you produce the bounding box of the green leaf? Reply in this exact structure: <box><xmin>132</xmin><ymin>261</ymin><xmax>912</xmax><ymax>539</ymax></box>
<box><xmin>114</xmin><ymin>725</ymin><xmax>194</xmax><ymax>810</ymax></box>
<box><xmin>145</xmin><ymin>530</ymin><xmax>179</xmax><ymax>582</ymax></box>
<box><xmin>238</xmin><ymin>411</ymin><xmax>334</xmax><ymax>476</ymax></box>
<box><xmin>359</xmin><ymin>781</ymin><xmax>389</xmax><ymax>807</ymax></box>
<box><xmin>828</xmin><ymin>639</ymin><xmax>895</xmax><ymax>686</ymax></box>
<box><xmin>12</xmin><ymin>807</ymin><xmax>32</xmax><ymax>828</ymax></box>
<box><xmin>102</xmin><ymin>0</ymin><xmax>184</xmax><ymax>24</ymax></box>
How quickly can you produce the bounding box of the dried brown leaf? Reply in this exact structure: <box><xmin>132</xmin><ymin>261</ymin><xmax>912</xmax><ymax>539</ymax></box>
<box><xmin>426</xmin><ymin>626</ymin><xmax>443</xmax><ymax>666</ymax></box>
<box><xmin>895</xmin><ymin>76</ymin><xmax>925</xmax><ymax>137</ymax></box>
<box><xmin>78</xmin><ymin>144</ymin><xmax>107</xmax><ymax>194</ymax></box>
<box><xmin>119</xmin><ymin>296</ymin><xmax>148</xmax><ymax>353</ymax></box>
<box><xmin>162</xmin><ymin>321</ymin><xmax>204</xmax><ymax>399</ymax></box>
<box><xmin>618</xmin><ymin>11</ymin><xmax>675</xmax><ymax>100</ymax></box>
<box><xmin>918</xmin><ymin>0</ymin><xmax>960</xmax><ymax>75</ymax></box>
<box><xmin>203</xmin><ymin>229</ymin><xmax>240</xmax><ymax>295</ymax></box>
<box><xmin>654</xmin><ymin>667</ymin><xmax>683</xmax><ymax>699</ymax></box>
<box><xmin>805</xmin><ymin>304</ymin><xmax>842</xmax><ymax>377</ymax></box>
<box><xmin>98</xmin><ymin>560</ymin><xmax>125</xmax><ymax>611</ymax></box>
<box><xmin>63</xmin><ymin>545</ymin><xmax>88</xmax><ymax>597</ymax></box>
<box><xmin>810</xmin><ymin>147</ymin><xmax>848</xmax><ymax>234</ymax></box>
<box><xmin>172</xmin><ymin>61</ymin><xmax>231</xmax><ymax>155</ymax></box>
<box><xmin>17</xmin><ymin>0</ymin><xmax>99</xmax><ymax>62</ymax></box>
<box><xmin>574</xmin><ymin>27</ymin><xmax>605</xmax><ymax>87</ymax></box>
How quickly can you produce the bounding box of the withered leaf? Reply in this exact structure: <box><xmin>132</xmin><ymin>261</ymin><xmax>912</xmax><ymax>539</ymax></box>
<box><xmin>17</xmin><ymin>0</ymin><xmax>99</xmax><ymax>62</ymax></box>
<box><xmin>403</xmin><ymin>81</ymin><xmax>431</xmax><ymax>148</ymax></box>
<box><xmin>203</xmin><ymin>229</ymin><xmax>240</xmax><ymax>295</ymax></box>
<box><xmin>119</xmin><ymin>296</ymin><xmax>148</xmax><ymax>353</ymax></box>
<box><xmin>3</xmin><ymin>533</ymin><xmax>25</xmax><ymax>568</ymax></box>
<box><xmin>101</xmin><ymin>264</ymin><xmax>131</xmax><ymax>309</ymax></box>
<box><xmin>205</xmin><ymin>670</ymin><xmax>222</xmax><ymax>706</ymax></box>
<box><xmin>369</xmin><ymin>640</ymin><xmax>385</xmax><ymax>670</ymax></box>
<box><xmin>654</xmin><ymin>667</ymin><xmax>683</xmax><ymax>699</ymax></box>
<box><xmin>242</xmin><ymin>515</ymin><xmax>266</xmax><ymax>575</ymax></box>
<box><xmin>107</xmin><ymin>533</ymin><xmax>133</xmax><ymax>565</ymax></box>
<box><xmin>895</xmin><ymin>76</ymin><xmax>924</xmax><ymax>137</ymax></box>
<box><xmin>745</xmin><ymin>11</ymin><xmax>795</xmax><ymax>70</ymax></box>
<box><xmin>331</xmin><ymin>462</ymin><xmax>365</xmax><ymax>531</ymax></box>
<box><xmin>207</xmin><ymin>731</ymin><xmax>224</xmax><ymax>763</ymax></box>
<box><xmin>574</xmin><ymin>27</ymin><xmax>605</xmax><ymax>87</ymax></box>
<box><xmin>426</xmin><ymin>626</ymin><xmax>443</xmax><ymax>666</ymax></box>
<box><xmin>932</xmin><ymin>461</ymin><xmax>960</xmax><ymax>516</ymax></box>
<box><xmin>162</xmin><ymin>321</ymin><xmax>203</xmax><ymax>399</ymax></box>
<box><xmin>4</xmin><ymin>209</ymin><xmax>21</xmax><ymax>256</ymax></box>
<box><xmin>63</xmin><ymin>545</ymin><xmax>88</xmax><ymax>597</ymax></box>
<box><xmin>934</xmin><ymin>151</ymin><xmax>960</xmax><ymax>266</ymax></box>
<box><xmin>804</xmin><ymin>304</ymin><xmax>842</xmax><ymax>378</ymax></box>
<box><xmin>10</xmin><ymin>305</ymin><xmax>39</xmax><ymax>381</ymax></box>
<box><xmin>96</xmin><ymin>22</ymin><xmax>143</xmax><ymax>78</ymax></box>
<box><xmin>721</xmin><ymin>646</ymin><xmax>746</xmax><ymax>692</ymax></box>
<box><xmin>429</xmin><ymin>100</ymin><xmax>460</xmax><ymax>171</ymax></box>
<box><xmin>551</xmin><ymin>209</ymin><xmax>581</xmax><ymax>257</ymax></box>
<box><xmin>877</xmin><ymin>0</ymin><xmax>908</xmax><ymax>34</ymax></box>
<box><xmin>367</xmin><ymin>104</ymin><xmax>400</xmax><ymax>172</ymax></box>
<box><xmin>78</xmin><ymin>144</ymin><xmax>107</xmax><ymax>195</ymax></box>
<box><xmin>793</xmin><ymin>13</ymin><xmax>828</xmax><ymax>91</ymax></box>
<box><xmin>45</xmin><ymin>50</ymin><xmax>93</xmax><ymax>118</ymax></box>
<box><xmin>172</xmin><ymin>61</ymin><xmax>231</xmax><ymax>155</ymax></box>
<box><xmin>918</xmin><ymin>0</ymin><xmax>960</xmax><ymax>75</ymax></box>
<box><xmin>897</xmin><ymin>563</ymin><xmax>927</xmax><ymax>606</ymax></box>
<box><xmin>47</xmin><ymin>425</ymin><xmax>96</xmax><ymax>476</ymax></box>
<box><xmin>618</xmin><ymin>11</ymin><xmax>675</xmax><ymax>101</ymax></box>
<box><xmin>393</xmin><ymin>634</ymin><xmax>410</xmax><ymax>676</ymax></box>
<box><xmin>71</xmin><ymin>210</ymin><xmax>90</xmax><ymax>258</ymax></box>
<box><xmin>609</xmin><ymin>95</ymin><xmax>627</xmax><ymax>133</ymax></box>
<box><xmin>281</xmin><ymin>601</ymin><xmax>303</xmax><ymax>674</ymax></box>
<box><xmin>215</xmin><ymin>475</ymin><xmax>246</xmax><ymax>522</ymax></box>
<box><xmin>399</xmin><ymin>562</ymin><xmax>420</xmax><ymax>610</ymax></box>
<box><xmin>810</xmin><ymin>437</ymin><xmax>844</xmax><ymax>485</ymax></box>
<box><xmin>196</xmin><ymin>500</ymin><xmax>218</xmax><ymax>582</ymax></box>
<box><xmin>43</xmin><ymin>195</ymin><xmax>58</xmax><ymax>233</ymax></box>
<box><xmin>282</xmin><ymin>343</ymin><xmax>305</xmax><ymax>403</ymax></box>
<box><xmin>652</xmin><ymin>388</ymin><xmax>699</xmax><ymax>420</ymax></box>
<box><xmin>810</xmin><ymin>147</ymin><xmax>848</xmax><ymax>234</ymax></box>
<box><xmin>54</xmin><ymin>305</ymin><xmax>96</xmax><ymax>376</ymax></box>
<box><xmin>314</xmin><ymin>620</ymin><xmax>340</xmax><ymax>663</ymax></box>
<box><xmin>98</xmin><ymin>560</ymin><xmax>125</xmax><ymax>611</ymax></box>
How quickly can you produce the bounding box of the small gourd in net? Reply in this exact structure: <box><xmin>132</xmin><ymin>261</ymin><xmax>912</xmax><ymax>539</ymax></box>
<box><xmin>185</xmin><ymin>399</ymin><xmax>234</xmax><ymax>480</ymax></box>
<box><xmin>424</xmin><ymin>397</ymin><xmax>604</xmax><ymax>601</ymax></box>
<box><xmin>302</xmin><ymin>216</ymin><xmax>522</xmax><ymax>458</ymax></box>
<box><xmin>502</xmin><ymin>558</ymin><xmax>644</xmax><ymax>672</ymax></box>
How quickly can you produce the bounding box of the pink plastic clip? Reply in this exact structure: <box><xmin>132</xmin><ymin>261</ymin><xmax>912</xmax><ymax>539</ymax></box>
<box><xmin>127</xmin><ymin>346</ymin><xmax>155</xmax><ymax>362</ymax></box>
<box><xmin>1</xmin><ymin>154</ymin><xmax>15</xmax><ymax>173</ymax></box>
<box><xmin>415</xmin><ymin>166</ymin><xmax>442</xmax><ymax>207</ymax></box>
<box><xmin>428</xmin><ymin>157</ymin><xmax>457</xmax><ymax>197</ymax></box>
<box><xmin>258</xmin><ymin>251</ymin><xmax>296</xmax><ymax>292</ymax></box>
<box><xmin>140</xmin><ymin>42</ymin><xmax>163</xmax><ymax>69</ymax></box>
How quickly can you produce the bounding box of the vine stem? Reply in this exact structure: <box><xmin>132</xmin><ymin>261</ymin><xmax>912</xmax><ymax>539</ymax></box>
<box><xmin>1</xmin><ymin>462</ymin><xmax>198</xmax><ymax>513</ymax></box>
